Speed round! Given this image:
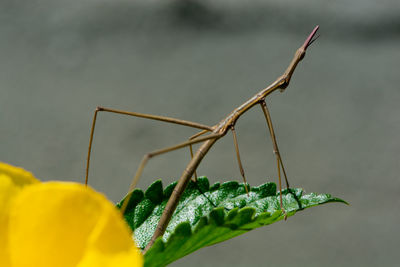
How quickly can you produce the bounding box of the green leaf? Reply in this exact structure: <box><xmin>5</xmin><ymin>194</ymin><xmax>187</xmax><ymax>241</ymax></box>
<box><xmin>117</xmin><ymin>177</ymin><xmax>347</xmax><ymax>267</ymax></box>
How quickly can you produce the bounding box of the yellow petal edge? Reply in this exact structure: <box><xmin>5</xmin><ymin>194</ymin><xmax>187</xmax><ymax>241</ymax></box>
<box><xmin>0</xmin><ymin>162</ymin><xmax>143</xmax><ymax>267</ymax></box>
<box><xmin>0</xmin><ymin>162</ymin><xmax>40</xmax><ymax>267</ymax></box>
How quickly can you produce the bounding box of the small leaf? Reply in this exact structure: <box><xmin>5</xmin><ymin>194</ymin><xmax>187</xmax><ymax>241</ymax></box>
<box><xmin>209</xmin><ymin>207</ymin><xmax>225</xmax><ymax>226</ymax></box>
<box><xmin>163</xmin><ymin>182</ymin><xmax>177</xmax><ymax>199</ymax></box>
<box><xmin>145</xmin><ymin>180</ymin><xmax>163</xmax><ymax>204</ymax></box>
<box><xmin>116</xmin><ymin>189</ymin><xmax>144</xmax><ymax>220</ymax></box>
<box><xmin>117</xmin><ymin>177</ymin><xmax>347</xmax><ymax>267</ymax></box>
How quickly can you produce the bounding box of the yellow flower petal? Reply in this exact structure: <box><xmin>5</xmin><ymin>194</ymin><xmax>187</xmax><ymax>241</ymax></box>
<box><xmin>0</xmin><ymin>162</ymin><xmax>39</xmax><ymax>187</ymax></box>
<box><xmin>78</xmin><ymin>184</ymin><xmax>143</xmax><ymax>267</ymax></box>
<box><xmin>8</xmin><ymin>182</ymin><xmax>143</xmax><ymax>267</ymax></box>
<box><xmin>77</xmin><ymin>247</ymin><xmax>143</xmax><ymax>267</ymax></box>
<box><xmin>0</xmin><ymin>163</ymin><xmax>40</xmax><ymax>267</ymax></box>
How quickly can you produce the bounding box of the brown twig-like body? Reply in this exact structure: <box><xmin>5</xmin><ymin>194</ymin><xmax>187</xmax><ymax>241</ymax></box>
<box><xmin>85</xmin><ymin>26</ymin><xmax>320</xmax><ymax>254</ymax></box>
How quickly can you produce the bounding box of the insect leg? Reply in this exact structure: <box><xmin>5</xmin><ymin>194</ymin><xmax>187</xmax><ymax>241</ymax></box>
<box><xmin>120</xmin><ymin>132</ymin><xmax>222</xmax><ymax>214</ymax></box>
<box><xmin>85</xmin><ymin>106</ymin><xmax>213</xmax><ymax>185</ymax></box>
<box><xmin>188</xmin><ymin>129</ymin><xmax>210</xmax><ymax>182</ymax></box>
<box><xmin>259</xmin><ymin>100</ymin><xmax>289</xmax><ymax>219</ymax></box>
<box><xmin>231</xmin><ymin>126</ymin><xmax>249</xmax><ymax>195</ymax></box>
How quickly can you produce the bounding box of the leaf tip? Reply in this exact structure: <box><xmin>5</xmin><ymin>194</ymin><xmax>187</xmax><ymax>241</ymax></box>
<box><xmin>145</xmin><ymin>180</ymin><xmax>164</xmax><ymax>204</ymax></box>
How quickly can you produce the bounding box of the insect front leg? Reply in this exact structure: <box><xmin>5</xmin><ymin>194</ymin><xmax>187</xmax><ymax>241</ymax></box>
<box><xmin>85</xmin><ymin>106</ymin><xmax>213</xmax><ymax>185</ymax></box>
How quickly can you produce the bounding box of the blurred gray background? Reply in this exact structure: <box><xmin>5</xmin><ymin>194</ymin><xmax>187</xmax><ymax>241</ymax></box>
<box><xmin>1</xmin><ymin>0</ymin><xmax>399</xmax><ymax>266</ymax></box>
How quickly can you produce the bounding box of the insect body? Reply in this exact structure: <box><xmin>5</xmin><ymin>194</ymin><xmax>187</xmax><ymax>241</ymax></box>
<box><xmin>85</xmin><ymin>26</ymin><xmax>320</xmax><ymax>253</ymax></box>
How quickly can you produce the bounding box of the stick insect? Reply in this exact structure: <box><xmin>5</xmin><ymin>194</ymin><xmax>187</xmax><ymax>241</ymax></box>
<box><xmin>85</xmin><ymin>26</ymin><xmax>320</xmax><ymax>253</ymax></box>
